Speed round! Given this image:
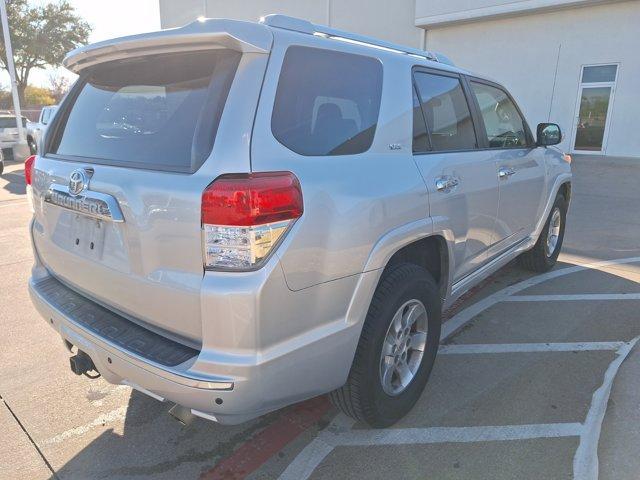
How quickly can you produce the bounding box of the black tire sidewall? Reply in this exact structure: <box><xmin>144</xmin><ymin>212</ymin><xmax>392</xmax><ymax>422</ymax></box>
<box><xmin>358</xmin><ymin>264</ymin><xmax>441</xmax><ymax>426</ymax></box>
<box><xmin>541</xmin><ymin>195</ymin><xmax>568</xmax><ymax>266</ymax></box>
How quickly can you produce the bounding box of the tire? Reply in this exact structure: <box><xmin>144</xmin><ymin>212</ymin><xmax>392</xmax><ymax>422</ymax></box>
<box><xmin>330</xmin><ymin>263</ymin><xmax>442</xmax><ymax>427</ymax></box>
<box><xmin>519</xmin><ymin>193</ymin><xmax>568</xmax><ymax>272</ymax></box>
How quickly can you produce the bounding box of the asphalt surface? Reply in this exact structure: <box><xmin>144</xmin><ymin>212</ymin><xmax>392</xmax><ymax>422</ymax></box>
<box><xmin>1</xmin><ymin>154</ymin><xmax>640</xmax><ymax>479</ymax></box>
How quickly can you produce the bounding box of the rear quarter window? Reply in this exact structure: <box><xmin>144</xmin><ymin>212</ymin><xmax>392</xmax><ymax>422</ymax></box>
<box><xmin>49</xmin><ymin>50</ymin><xmax>240</xmax><ymax>172</ymax></box>
<box><xmin>271</xmin><ymin>46</ymin><xmax>383</xmax><ymax>156</ymax></box>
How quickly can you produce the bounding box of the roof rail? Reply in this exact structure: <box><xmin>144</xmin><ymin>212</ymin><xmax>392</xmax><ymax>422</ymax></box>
<box><xmin>259</xmin><ymin>14</ymin><xmax>453</xmax><ymax>65</ymax></box>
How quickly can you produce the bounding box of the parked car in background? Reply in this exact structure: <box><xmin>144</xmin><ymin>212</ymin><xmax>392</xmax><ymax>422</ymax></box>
<box><xmin>0</xmin><ymin>113</ymin><xmax>37</xmax><ymax>159</ymax></box>
<box><xmin>26</xmin><ymin>15</ymin><xmax>572</xmax><ymax>427</ymax></box>
<box><xmin>31</xmin><ymin>105</ymin><xmax>58</xmax><ymax>150</ymax></box>
<box><xmin>0</xmin><ymin>148</ymin><xmax>4</xmax><ymax>175</ymax></box>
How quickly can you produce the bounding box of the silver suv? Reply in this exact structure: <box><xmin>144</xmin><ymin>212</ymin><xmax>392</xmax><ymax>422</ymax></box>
<box><xmin>27</xmin><ymin>15</ymin><xmax>571</xmax><ymax>427</ymax></box>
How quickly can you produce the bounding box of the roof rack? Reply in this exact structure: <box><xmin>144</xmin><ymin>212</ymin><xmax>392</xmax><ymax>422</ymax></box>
<box><xmin>259</xmin><ymin>14</ymin><xmax>453</xmax><ymax>65</ymax></box>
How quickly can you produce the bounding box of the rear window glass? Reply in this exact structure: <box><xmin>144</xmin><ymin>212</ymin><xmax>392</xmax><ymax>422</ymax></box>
<box><xmin>50</xmin><ymin>50</ymin><xmax>240</xmax><ymax>172</ymax></box>
<box><xmin>0</xmin><ymin>117</ymin><xmax>25</xmax><ymax>128</ymax></box>
<box><xmin>271</xmin><ymin>46</ymin><xmax>383</xmax><ymax>156</ymax></box>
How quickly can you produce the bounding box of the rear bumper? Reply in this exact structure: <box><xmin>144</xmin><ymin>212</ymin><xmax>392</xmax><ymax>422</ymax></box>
<box><xmin>29</xmin><ymin>260</ymin><xmax>373</xmax><ymax>424</ymax></box>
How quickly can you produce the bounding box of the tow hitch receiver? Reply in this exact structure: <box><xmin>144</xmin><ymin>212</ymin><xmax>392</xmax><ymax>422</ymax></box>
<box><xmin>69</xmin><ymin>351</ymin><xmax>99</xmax><ymax>378</ymax></box>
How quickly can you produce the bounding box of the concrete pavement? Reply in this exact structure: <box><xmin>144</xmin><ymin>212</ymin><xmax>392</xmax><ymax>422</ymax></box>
<box><xmin>1</xmin><ymin>155</ymin><xmax>640</xmax><ymax>479</ymax></box>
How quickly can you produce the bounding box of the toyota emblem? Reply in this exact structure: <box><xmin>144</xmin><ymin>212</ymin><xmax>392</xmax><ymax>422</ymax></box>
<box><xmin>68</xmin><ymin>169</ymin><xmax>88</xmax><ymax>196</ymax></box>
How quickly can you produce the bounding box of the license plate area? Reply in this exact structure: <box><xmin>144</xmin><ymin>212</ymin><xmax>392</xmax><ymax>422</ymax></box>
<box><xmin>69</xmin><ymin>214</ymin><xmax>106</xmax><ymax>260</ymax></box>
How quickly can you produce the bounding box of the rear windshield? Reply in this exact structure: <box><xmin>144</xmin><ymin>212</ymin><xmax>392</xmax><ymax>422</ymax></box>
<box><xmin>50</xmin><ymin>50</ymin><xmax>240</xmax><ymax>172</ymax></box>
<box><xmin>0</xmin><ymin>117</ymin><xmax>26</xmax><ymax>128</ymax></box>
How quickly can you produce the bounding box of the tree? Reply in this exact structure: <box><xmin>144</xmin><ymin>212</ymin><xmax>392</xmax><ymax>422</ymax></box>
<box><xmin>24</xmin><ymin>84</ymin><xmax>54</xmax><ymax>106</ymax></box>
<box><xmin>48</xmin><ymin>70</ymin><xmax>71</xmax><ymax>103</ymax></box>
<box><xmin>0</xmin><ymin>0</ymin><xmax>90</xmax><ymax>107</ymax></box>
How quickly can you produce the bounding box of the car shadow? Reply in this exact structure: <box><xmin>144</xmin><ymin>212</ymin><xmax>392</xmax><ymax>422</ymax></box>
<box><xmin>1</xmin><ymin>168</ymin><xmax>26</xmax><ymax>196</ymax></box>
<box><xmin>49</xmin><ymin>389</ymin><xmax>286</xmax><ymax>479</ymax></box>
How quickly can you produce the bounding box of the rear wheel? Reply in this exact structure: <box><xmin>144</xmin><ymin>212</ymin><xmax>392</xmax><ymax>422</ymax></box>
<box><xmin>519</xmin><ymin>193</ymin><xmax>567</xmax><ymax>272</ymax></box>
<box><xmin>330</xmin><ymin>263</ymin><xmax>441</xmax><ymax>427</ymax></box>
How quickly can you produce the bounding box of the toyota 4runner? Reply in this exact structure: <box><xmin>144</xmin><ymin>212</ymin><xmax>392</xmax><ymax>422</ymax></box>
<box><xmin>27</xmin><ymin>15</ymin><xmax>572</xmax><ymax>427</ymax></box>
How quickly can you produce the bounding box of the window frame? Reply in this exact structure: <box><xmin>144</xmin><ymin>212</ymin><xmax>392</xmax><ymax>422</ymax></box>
<box><xmin>411</xmin><ymin>81</ymin><xmax>431</xmax><ymax>153</ymax></box>
<box><xmin>411</xmin><ymin>66</ymin><xmax>483</xmax><ymax>155</ymax></box>
<box><xmin>465</xmin><ymin>76</ymin><xmax>536</xmax><ymax>150</ymax></box>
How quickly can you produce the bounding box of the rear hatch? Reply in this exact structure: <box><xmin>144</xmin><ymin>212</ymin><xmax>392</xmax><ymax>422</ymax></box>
<box><xmin>30</xmin><ymin>20</ymin><xmax>272</xmax><ymax>345</ymax></box>
<box><xmin>0</xmin><ymin>116</ymin><xmax>22</xmax><ymax>144</ymax></box>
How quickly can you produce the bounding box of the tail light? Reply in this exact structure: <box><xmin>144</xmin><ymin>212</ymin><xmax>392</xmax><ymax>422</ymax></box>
<box><xmin>24</xmin><ymin>155</ymin><xmax>36</xmax><ymax>212</ymax></box>
<box><xmin>24</xmin><ymin>155</ymin><xmax>35</xmax><ymax>185</ymax></box>
<box><xmin>201</xmin><ymin>172</ymin><xmax>303</xmax><ymax>270</ymax></box>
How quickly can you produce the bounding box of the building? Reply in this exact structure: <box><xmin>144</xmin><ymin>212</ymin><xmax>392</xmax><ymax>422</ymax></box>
<box><xmin>159</xmin><ymin>0</ymin><xmax>640</xmax><ymax>158</ymax></box>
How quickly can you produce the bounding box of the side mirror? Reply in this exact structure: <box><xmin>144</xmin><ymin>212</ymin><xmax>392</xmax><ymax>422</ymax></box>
<box><xmin>537</xmin><ymin>123</ymin><xmax>562</xmax><ymax>146</ymax></box>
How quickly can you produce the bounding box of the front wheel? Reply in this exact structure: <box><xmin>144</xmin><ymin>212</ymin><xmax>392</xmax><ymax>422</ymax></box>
<box><xmin>330</xmin><ymin>263</ymin><xmax>441</xmax><ymax>427</ymax></box>
<box><xmin>519</xmin><ymin>193</ymin><xmax>568</xmax><ymax>272</ymax></box>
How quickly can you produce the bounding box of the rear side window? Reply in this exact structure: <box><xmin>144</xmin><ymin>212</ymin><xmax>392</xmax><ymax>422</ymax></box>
<box><xmin>470</xmin><ymin>82</ymin><xmax>529</xmax><ymax>148</ymax></box>
<box><xmin>413</xmin><ymin>72</ymin><xmax>477</xmax><ymax>152</ymax></box>
<box><xmin>271</xmin><ymin>46</ymin><xmax>383</xmax><ymax>156</ymax></box>
<box><xmin>50</xmin><ymin>50</ymin><xmax>240</xmax><ymax>172</ymax></box>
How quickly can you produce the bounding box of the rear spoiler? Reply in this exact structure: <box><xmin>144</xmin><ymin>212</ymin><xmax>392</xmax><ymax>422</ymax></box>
<box><xmin>63</xmin><ymin>18</ymin><xmax>273</xmax><ymax>74</ymax></box>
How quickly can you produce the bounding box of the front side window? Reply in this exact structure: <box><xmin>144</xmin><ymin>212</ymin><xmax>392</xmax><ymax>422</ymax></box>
<box><xmin>413</xmin><ymin>72</ymin><xmax>476</xmax><ymax>152</ymax></box>
<box><xmin>471</xmin><ymin>82</ymin><xmax>528</xmax><ymax>148</ymax></box>
<box><xmin>271</xmin><ymin>46</ymin><xmax>383</xmax><ymax>156</ymax></box>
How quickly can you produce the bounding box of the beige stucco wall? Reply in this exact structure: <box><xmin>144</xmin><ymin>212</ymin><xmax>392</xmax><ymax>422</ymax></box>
<box><xmin>425</xmin><ymin>0</ymin><xmax>640</xmax><ymax>157</ymax></box>
<box><xmin>158</xmin><ymin>0</ymin><xmax>639</xmax><ymax>157</ymax></box>
<box><xmin>159</xmin><ymin>0</ymin><xmax>424</xmax><ymax>48</ymax></box>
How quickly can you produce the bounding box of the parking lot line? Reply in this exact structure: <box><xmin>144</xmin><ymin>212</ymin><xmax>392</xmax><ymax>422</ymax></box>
<box><xmin>505</xmin><ymin>294</ymin><xmax>640</xmax><ymax>302</ymax></box>
<box><xmin>442</xmin><ymin>256</ymin><xmax>640</xmax><ymax>339</ymax></box>
<box><xmin>332</xmin><ymin>423</ymin><xmax>584</xmax><ymax>446</ymax></box>
<box><xmin>573</xmin><ymin>336</ymin><xmax>640</xmax><ymax>480</ymax></box>
<box><xmin>439</xmin><ymin>342</ymin><xmax>627</xmax><ymax>354</ymax></box>
<box><xmin>43</xmin><ymin>406</ymin><xmax>128</xmax><ymax>445</ymax></box>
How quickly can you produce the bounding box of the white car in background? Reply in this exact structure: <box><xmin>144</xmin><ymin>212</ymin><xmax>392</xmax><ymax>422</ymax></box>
<box><xmin>31</xmin><ymin>105</ymin><xmax>58</xmax><ymax>149</ymax></box>
<box><xmin>0</xmin><ymin>113</ymin><xmax>37</xmax><ymax>160</ymax></box>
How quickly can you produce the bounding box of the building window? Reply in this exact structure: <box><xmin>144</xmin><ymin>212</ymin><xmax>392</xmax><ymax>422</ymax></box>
<box><xmin>581</xmin><ymin>65</ymin><xmax>617</xmax><ymax>83</ymax></box>
<box><xmin>573</xmin><ymin>64</ymin><xmax>618</xmax><ymax>153</ymax></box>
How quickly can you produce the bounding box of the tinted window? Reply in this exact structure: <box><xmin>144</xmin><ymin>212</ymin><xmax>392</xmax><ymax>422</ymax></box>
<box><xmin>471</xmin><ymin>82</ymin><xmax>528</xmax><ymax>148</ymax></box>
<box><xmin>414</xmin><ymin>72</ymin><xmax>476</xmax><ymax>152</ymax></box>
<box><xmin>0</xmin><ymin>117</ymin><xmax>17</xmax><ymax>128</ymax></box>
<box><xmin>412</xmin><ymin>86</ymin><xmax>429</xmax><ymax>153</ymax></box>
<box><xmin>51</xmin><ymin>50</ymin><xmax>240</xmax><ymax>172</ymax></box>
<box><xmin>0</xmin><ymin>117</ymin><xmax>27</xmax><ymax>128</ymax></box>
<box><xmin>271</xmin><ymin>46</ymin><xmax>383</xmax><ymax>156</ymax></box>
<box><xmin>41</xmin><ymin>108</ymin><xmax>52</xmax><ymax>125</ymax></box>
<box><xmin>582</xmin><ymin>65</ymin><xmax>617</xmax><ymax>83</ymax></box>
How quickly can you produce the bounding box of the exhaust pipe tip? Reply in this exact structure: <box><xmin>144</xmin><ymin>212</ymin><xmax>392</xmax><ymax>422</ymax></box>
<box><xmin>168</xmin><ymin>404</ymin><xmax>195</xmax><ymax>426</ymax></box>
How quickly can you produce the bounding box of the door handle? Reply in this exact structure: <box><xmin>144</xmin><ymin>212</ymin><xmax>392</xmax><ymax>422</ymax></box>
<box><xmin>435</xmin><ymin>176</ymin><xmax>460</xmax><ymax>192</ymax></box>
<box><xmin>498</xmin><ymin>167</ymin><xmax>516</xmax><ymax>179</ymax></box>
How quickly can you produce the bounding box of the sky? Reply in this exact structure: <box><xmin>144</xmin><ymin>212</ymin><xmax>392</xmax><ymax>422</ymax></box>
<box><xmin>1</xmin><ymin>0</ymin><xmax>161</xmax><ymax>89</ymax></box>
